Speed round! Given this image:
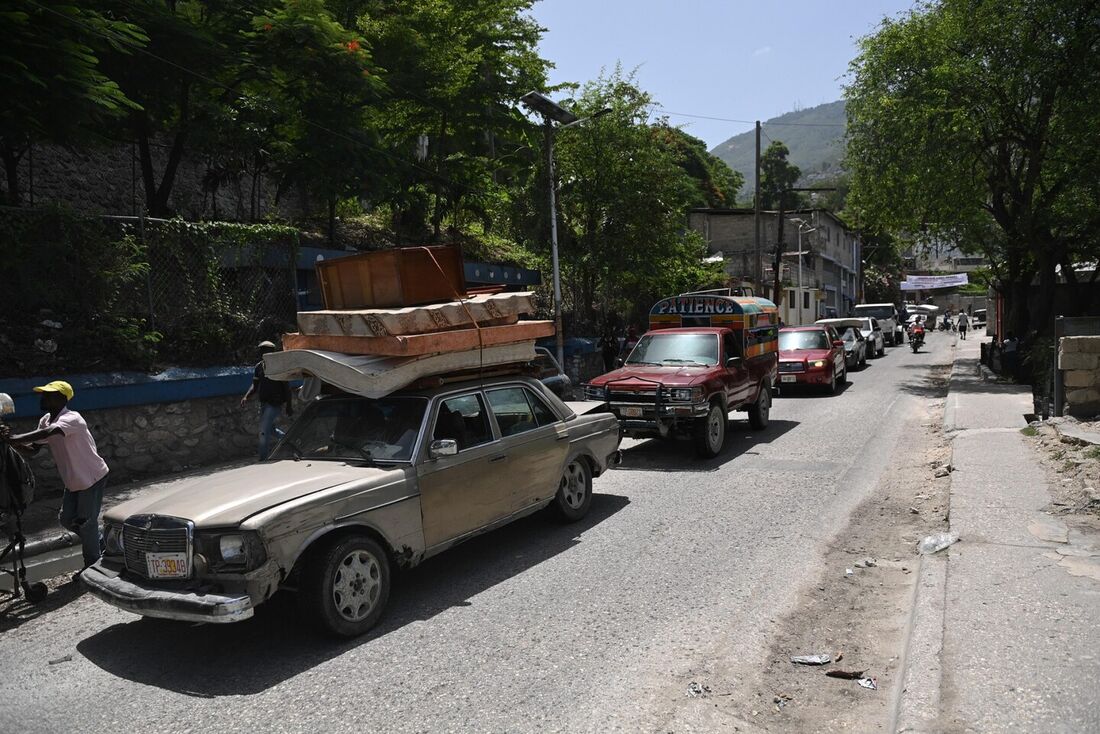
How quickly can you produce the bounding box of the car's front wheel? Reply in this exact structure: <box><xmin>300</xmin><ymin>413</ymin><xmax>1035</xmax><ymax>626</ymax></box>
<box><xmin>695</xmin><ymin>402</ymin><xmax>727</xmax><ymax>457</ymax></box>
<box><xmin>553</xmin><ymin>458</ymin><xmax>592</xmax><ymax>522</ymax></box>
<box><xmin>302</xmin><ymin>534</ymin><xmax>391</xmax><ymax>638</ymax></box>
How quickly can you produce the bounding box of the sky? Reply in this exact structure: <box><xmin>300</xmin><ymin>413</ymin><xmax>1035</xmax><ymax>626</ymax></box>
<box><xmin>529</xmin><ymin>0</ymin><xmax>917</xmax><ymax>150</ymax></box>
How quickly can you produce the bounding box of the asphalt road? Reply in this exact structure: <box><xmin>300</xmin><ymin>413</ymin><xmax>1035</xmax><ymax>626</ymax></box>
<box><xmin>1</xmin><ymin>332</ymin><xmax>955</xmax><ymax>734</ymax></box>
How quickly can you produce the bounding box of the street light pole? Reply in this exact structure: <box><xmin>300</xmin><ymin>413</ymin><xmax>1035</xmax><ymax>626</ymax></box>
<box><xmin>520</xmin><ymin>92</ymin><xmax>610</xmax><ymax>371</ymax></box>
<box><xmin>544</xmin><ymin>121</ymin><xmax>565</xmax><ymax>369</ymax></box>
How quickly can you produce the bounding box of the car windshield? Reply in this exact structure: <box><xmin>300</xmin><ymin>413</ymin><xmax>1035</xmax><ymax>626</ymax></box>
<box><xmin>780</xmin><ymin>330</ymin><xmax>830</xmax><ymax>350</ymax></box>
<box><xmin>854</xmin><ymin>305</ymin><xmax>895</xmax><ymax>320</ymax></box>
<box><xmin>626</xmin><ymin>333</ymin><xmax>719</xmax><ymax>366</ymax></box>
<box><xmin>271</xmin><ymin>396</ymin><xmax>427</xmax><ymax>463</ymax></box>
<box><xmin>835</xmin><ymin>327</ymin><xmax>858</xmax><ymax>341</ymax></box>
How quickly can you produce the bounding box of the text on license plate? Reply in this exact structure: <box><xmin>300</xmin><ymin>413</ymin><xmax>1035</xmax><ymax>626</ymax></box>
<box><xmin>620</xmin><ymin>406</ymin><xmax>644</xmax><ymax>418</ymax></box>
<box><xmin>146</xmin><ymin>552</ymin><xmax>189</xmax><ymax>579</ymax></box>
<box><xmin>781</xmin><ymin>375</ymin><xmax>797</xmax><ymax>383</ymax></box>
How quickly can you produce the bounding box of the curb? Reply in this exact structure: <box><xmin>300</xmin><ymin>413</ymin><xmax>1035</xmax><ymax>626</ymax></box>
<box><xmin>892</xmin><ymin>342</ymin><xmax>959</xmax><ymax>732</ymax></box>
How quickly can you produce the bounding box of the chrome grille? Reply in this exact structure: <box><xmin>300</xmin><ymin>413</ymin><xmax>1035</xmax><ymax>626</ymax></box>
<box><xmin>778</xmin><ymin>362</ymin><xmax>805</xmax><ymax>373</ymax></box>
<box><xmin>122</xmin><ymin>515</ymin><xmax>192</xmax><ymax>578</ymax></box>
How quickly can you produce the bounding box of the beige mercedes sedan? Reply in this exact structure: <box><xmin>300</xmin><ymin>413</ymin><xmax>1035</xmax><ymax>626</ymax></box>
<box><xmin>82</xmin><ymin>375</ymin><xmax>621</xmax><ymax>637</ymax></box>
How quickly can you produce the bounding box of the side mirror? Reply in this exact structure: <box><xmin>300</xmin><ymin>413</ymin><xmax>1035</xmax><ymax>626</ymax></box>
<box><xmin>429</xmin><ymin>439</ymin><xmax>458</xmax><ymax>459</ymax></box>
<box><xmin>615</xmin><ymin>357</ymin><xmax>625</xmax><ymax>368</ymax></box>
<box><xmin>726</xmin><ymin>356</ymin><xmax>743</xmax><ymax>368</ymax></box>
<box><xmin>832</xmin><ymin>340</ymin><xmax>844</xmax><ymax>348</ymax></box>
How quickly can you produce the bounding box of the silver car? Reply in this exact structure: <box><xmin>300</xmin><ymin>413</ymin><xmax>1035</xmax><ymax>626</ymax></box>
<box><xmin>83</xmin><ymin>376</ymin><xmax>621</xmax><ymax>637</ymax></box>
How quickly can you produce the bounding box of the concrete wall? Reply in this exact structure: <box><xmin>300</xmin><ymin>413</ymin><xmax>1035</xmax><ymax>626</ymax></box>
<box><xmin>1058</xmin><ymin>336</ymin><xmax>1100</xmax><ymax>417</ymax></box>
<box><xmin>8</xmin><ymin>395</ymin><xmax>270</xmax><ymax>495</ymax></box>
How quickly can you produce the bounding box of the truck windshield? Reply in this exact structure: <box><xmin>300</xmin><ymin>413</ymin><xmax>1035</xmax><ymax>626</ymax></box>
<box><xmin>271</xmin><ymin>396</ymin><xmax>428</xmax><ymax>463</ymax></box>
<box><xmin>854</xmin><ymin>305</ymin><xmax>895</xmax><ymax>321</ymax></box>
<box><xmin>626</xmin><ymin>333</ymin><xmax>719</xmax><ymax>366</ymax></box>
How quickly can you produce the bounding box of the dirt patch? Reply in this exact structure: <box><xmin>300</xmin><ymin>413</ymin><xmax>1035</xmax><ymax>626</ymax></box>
<box><xmin>648</xmin><ymin>385</ymin><xmax>955</xmax><ymax>731</ymax></box>
<box><xmin>1021</xmin><ymin>420</ymin><xmax>1100</xmax><ymax>534</ymax></box>
<box><xmin>741</xmin><ymin>400</ymin><xmax>952</xmax><ymax>731</ymax></box>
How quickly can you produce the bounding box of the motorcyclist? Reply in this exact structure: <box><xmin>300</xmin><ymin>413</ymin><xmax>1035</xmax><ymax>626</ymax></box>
<box><xmin>910</xmin><ymin>316</ymin><xmax>926</xmax><ymax>343</ymax></box>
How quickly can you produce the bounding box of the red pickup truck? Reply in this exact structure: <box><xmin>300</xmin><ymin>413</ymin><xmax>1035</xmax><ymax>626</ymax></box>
<box><xmin>583</xmin><ymin>294</ymin><xmax>779</xmax><ymax>457</ymax></box>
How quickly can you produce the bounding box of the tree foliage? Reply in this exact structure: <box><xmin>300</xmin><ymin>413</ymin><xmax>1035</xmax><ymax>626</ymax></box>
<box><xmin>0</xmin><ymin>1</ymin><xmax>146</xmax><ymax>204</ymax></box>
<box><xmin>846</xmin><ymin>0</ymin><xmax>1100</xmax><ymax>335</ymax></box>
<box><xmin>543</xmin><ymin>69</ymin><xmax>725</xmax><ymax>332</ymax></box>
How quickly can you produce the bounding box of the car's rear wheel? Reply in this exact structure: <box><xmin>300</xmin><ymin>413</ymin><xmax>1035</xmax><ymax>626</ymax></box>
<box><xmin>877</xmin><ymin>343</ymin><xmax>885</xmax><ymax>357</ymax></box>
<box><xmin>748</xmin><ymin>385</ymin><xmax>770</xmax><ymax>430</ymax></box>
<box><xmin>302</xmin><ymin>534</ymin><xmax>390</xmax><ymax>638</ymax></box>
<box><xmin>553</xmin><ymin>458</ymin><xmax>592</xmax><ymax>522</ymax></box>
<box><xmin>695</xmin><ymin>402</ymin><xmax>726</xmax><ymax>457</ymax></box>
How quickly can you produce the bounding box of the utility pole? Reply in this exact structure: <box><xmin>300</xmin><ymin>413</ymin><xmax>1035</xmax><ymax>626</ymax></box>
<box><xmin>753</xmin><ymin>121</ymin><xmax>761</xmax><ymax>295</ymax></box>
<box><xmin>544</xmin><ymin>122</ymin><xmax>565</xmax><ymax>370</ymax></box>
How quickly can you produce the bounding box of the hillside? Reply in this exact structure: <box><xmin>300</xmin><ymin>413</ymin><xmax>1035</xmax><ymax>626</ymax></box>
<box><xmin>709</xmin><ymin>100</ymin><xmax>846</xmax><ymax>194</ymax></box>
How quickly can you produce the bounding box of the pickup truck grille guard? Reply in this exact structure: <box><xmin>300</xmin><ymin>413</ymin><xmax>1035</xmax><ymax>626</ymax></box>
<box><xmin>602</xmin><ymin>375</ymin><xmax>666</xmax><ymax>416</ymax></box>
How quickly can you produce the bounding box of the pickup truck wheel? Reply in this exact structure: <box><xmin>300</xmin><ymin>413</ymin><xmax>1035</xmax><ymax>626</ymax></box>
<box><xmin>695</xmin><ymin>403</ymin><xmax>726</xmax><ymax>458</ymax></box>
<box><xmin>302</xmin><ymin>535</ymin><xmax>390</xmax><ymax>638</ymax></box>
<box><xmin>553</xmin><ymin>458</ymin><xmax>592</xmax><ymax>522</ymax></box>
<box><xmin>748</xmin><ymin>386</ymin><xmax>770</xmax><ymax>430</ymax></box>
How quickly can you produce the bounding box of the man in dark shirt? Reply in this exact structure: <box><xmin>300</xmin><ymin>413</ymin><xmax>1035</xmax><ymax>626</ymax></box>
<box><xmin>240</xmin><ymin>341</ymin><xmax>293</xmax><ymax>460</ymax></box>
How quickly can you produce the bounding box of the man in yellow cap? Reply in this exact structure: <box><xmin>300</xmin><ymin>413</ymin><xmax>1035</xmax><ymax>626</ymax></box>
<box><xmin>2</xmin><ymin>380</ymin><xmax>109</xmax><ymax>572</ymax></box>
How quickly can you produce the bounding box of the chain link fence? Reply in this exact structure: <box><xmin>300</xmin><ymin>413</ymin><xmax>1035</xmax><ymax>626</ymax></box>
<box><xmin>0</xmin><ymin>207</ymin><xmax>299</xmax><ymax>376</ymax></box>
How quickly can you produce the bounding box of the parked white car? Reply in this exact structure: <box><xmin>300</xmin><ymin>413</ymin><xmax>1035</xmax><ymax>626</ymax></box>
<box><xmin>858</xmin><ymin>317</ymin><xmax>886</xmax><ymax>357</ymax></box>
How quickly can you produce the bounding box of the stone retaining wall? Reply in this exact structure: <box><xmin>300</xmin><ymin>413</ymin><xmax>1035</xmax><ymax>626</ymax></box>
<box><xmin>8</xmin><ymin>395</ymin><xmax>280</xmax><ymax>496</ymax></box>
<box><xmin>1058</xmin><ymin>336</ymin><xmax>1100</xmax><ymax>416</ymax></box>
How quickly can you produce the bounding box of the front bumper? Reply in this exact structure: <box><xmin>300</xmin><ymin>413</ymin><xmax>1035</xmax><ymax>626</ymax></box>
<box><xmin>82</xmin><ymin>562</ymin><xmax>254</xmax><ymax>624</ymax></box>
<box><xmin>778</xmin><ymin>370</ymin><xmax>831</xmax><ymax>386</ymax></box>
<box><xmin>610</xmin><ymin>400</ymin><xmax>709</xmax><ymax>427</ymax></box>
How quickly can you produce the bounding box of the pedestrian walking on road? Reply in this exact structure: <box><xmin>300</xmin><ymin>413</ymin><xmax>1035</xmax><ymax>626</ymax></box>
<box><xmin>957</xmin><ymin>311</ymin><xmax>969</xmax><ymax>339</ymax></box>
<box><xmin>1</xmin><ymin>380</ymin><xmax>109</xmax><ymax>571</ymax></box>
<box><xmin>241</xmin><ymin>341</ymin><xmax>293</xmax><ymax>460</ymax></box>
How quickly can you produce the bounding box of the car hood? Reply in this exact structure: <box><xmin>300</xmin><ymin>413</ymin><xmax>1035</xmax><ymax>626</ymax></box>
<box><xmin>779</xmin><ymin>349</ymin><xmax>832</xmax><ymax>361</ymax></box>
<box><xmin>589</xmin><ymin>364</ymin><xmax>710</xmax><ymax>388</ymax></box>
<box><xmin>103</xmin><ymin>460</ymin><xmax>387</xmax><ymax>528</ymax></box>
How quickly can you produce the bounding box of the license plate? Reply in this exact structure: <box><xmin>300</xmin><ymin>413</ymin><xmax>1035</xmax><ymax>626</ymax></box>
<box><xmin>781</xmin><ymin>375</ymin><xmax>797</xmax><ymax>383</ymax></box>
<box><xmin>620</xmin><ymin>406</ymin><xmax>643</xmax><ymax>418</ymax></box>
<box><xmin>146</xmin><ymin>552</ymin><xmax>189</xmax><ymax>579</ymax></box>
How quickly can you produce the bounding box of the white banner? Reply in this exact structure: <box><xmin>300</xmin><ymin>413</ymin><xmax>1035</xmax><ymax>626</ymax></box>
<box><xmin>900</xmin><ymin>273</ymin><xmax>969</xmax><ymax>290</ymax></box>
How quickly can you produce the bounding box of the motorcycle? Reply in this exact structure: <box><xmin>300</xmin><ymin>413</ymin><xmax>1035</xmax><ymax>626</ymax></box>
<box><xmin>909</xmin><ymin>325</ymin><xmax>926</xmax><ymax>352</ymax></box>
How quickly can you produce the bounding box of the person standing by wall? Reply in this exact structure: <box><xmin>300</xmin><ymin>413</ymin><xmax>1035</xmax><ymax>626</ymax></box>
<box><xmin>1</xmin><ymin>381</ymin><xmax>109</xmax><ymax>573</ymax></box>
<box><xmin>241</xmin><ymin>341</ymin><xmax>293</xmax><ymax>460</ymax></box>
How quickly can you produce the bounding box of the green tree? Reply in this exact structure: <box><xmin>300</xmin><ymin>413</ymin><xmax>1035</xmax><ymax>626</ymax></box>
<box><xmin>846</xmin><ymin>0</ymin><xmax>1100</xmax><ymax>336</ymax></box>
<box><xmin>357</xmin><ymin>0</ymin><xmax>549</xmax><ymax>241</ymax></box>
<box><xmin>0</xmin><ymin>2</ymin><xmax>146</xmax><ymax>204</ymax></box>
<box><xmin>244</xmin><ymin>0</ymin><xmax>385</xmax><ymax>239</ymax></box>
<box><xmin>654</xmin><ymin>126</ymin><xmax>743</xmax><ymax>208</ymax></box>
<box><xmin>543</xmin><ymin>69</ymin><xmax>724</xmax><ymax>331</ymax></box>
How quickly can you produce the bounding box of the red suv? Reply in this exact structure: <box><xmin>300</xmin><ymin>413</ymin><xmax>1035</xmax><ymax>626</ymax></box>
<box><xmin>778</xmin><ymin>325</ymin><xmax>847</xmax><ymax>393</ymax></box>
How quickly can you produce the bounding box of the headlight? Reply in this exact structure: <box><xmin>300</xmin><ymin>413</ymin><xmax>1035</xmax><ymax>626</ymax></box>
<box><xmin>104</xmin><ymin>523</ymin><xmax>124</xmax><ymax>556</ymax></box>
<box><xmin>219</xmin><ymin>535</ymin><xmax>246</xmax><ymax>563</ymax></box>
<box><xmin>669</xmin><ymin>387</ymin><xmax>705</xmax><ymax>402</ymax></box>
<box><xmin>811</xmin><ymin>360</ymin><xmax>827</xmax><ymax>368</ymax></box>
<box><xmin>197</xmin><ymin>531</ymin><xmax>267</xmax><ymax>571</ymax></box>
<box><xmin>585</xmin><ymin>385</ymin><xmax>608</xmax><ymax>400</ymax></box>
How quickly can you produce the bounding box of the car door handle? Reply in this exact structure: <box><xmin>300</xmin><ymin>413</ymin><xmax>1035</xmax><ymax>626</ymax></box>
<box><xmin>556</xmin><ymin>433</ymin><xmax>569</xmax><ymax>441</ymax></box>
<box><xmin>489</xmin><ymin>455</ymin><xmax>508</xmax><ymax>463</ymax></box>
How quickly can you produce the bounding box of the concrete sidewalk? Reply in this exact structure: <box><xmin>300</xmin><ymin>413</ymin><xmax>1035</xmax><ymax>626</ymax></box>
<box><xmin>898</xmin><ymin>336</ymin><xmax>1100</xmax><ymax>732</ymax></box>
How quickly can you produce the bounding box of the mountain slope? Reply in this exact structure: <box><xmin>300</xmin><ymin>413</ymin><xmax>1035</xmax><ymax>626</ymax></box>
<box><xmin>709</xmin><ymin>100</ymin><xmax>846</xmax><ymax>193</ymax></box>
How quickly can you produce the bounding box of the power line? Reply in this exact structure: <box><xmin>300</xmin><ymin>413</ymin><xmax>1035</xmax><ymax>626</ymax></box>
<box><xmin>656</xmin><ymin>108</ymin><xmax>845</xmax><ymax>128</ymax></box>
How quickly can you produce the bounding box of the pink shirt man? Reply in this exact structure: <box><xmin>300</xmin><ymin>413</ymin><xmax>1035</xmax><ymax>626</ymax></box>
<box><xmin>37</xmin><ymin>407</ymin><xmax>109</xmax><ymax>491</ymax></box>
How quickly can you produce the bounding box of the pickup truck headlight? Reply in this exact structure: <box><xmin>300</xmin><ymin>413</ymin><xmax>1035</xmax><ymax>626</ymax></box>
<box><xmin>196</xmin><ymin>530</ymin><xmax>267</xmax><ymax>572</ymax></box>
<box><xmin>669</xmin><ymin>387</ymin><xmax>704</xmax><ymax>402</ymax></box>
<box><xmin>585</xmin><ymin>385</ymin><xmax>608</xmax><ymax>400</ymax></box>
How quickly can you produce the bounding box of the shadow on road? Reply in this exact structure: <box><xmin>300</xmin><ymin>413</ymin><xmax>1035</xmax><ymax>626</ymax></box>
<box><xmin>614</xmin><ymin>418</ymin><xmax>798</xmax><ymax>473</ymax></box>
<box><xmin>75</xmin><ymin>492</ymin><xmax>629</xmax><ymax>696</ymax></box>
<box><xmin>774</xmin><ymin>380</ymin><xmax>854</xmax><ymax>399</ymax></box>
